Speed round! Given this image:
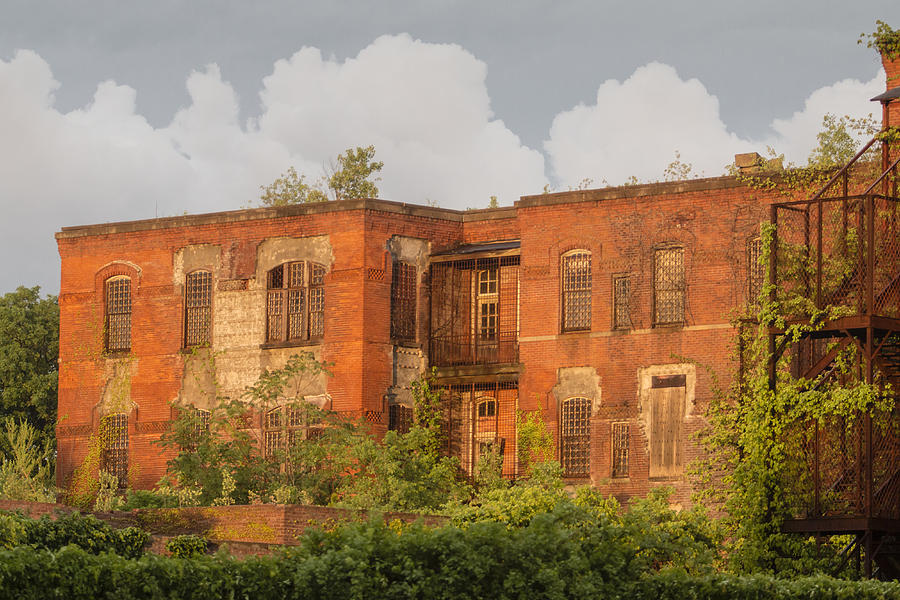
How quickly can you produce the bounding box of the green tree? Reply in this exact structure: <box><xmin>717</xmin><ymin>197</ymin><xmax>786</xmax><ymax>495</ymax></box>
<box><xmin>807</xmin><ymin>113</ymin><xmax>879</xmax><ymax>169</ymax></box>
<box><xmin>259</xmin><ymin>145</ymin><xmax>383</xmax><ymax>206</ymax></box>
<box><xmin>0</xmin><ymin>417</ymin><xmax>56</xmax><ymax>502</ymax></box>
<box><xmin>0</xmin><ymin>287</ymin><xmax>58</xmax><ymax>443</ymax></box>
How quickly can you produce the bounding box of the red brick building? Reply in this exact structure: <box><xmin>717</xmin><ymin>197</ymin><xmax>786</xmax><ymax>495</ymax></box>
<box><xmin>55</xmin><ymin>53</ymin><xmax>900</xmax><ymax>505</ymax></box>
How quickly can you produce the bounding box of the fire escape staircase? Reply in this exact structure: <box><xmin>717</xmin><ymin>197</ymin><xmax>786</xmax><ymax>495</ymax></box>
<box><xmin>770</xmin><ymin>133</ymin><xmax>900</xmax><ymax>578</ymax></box>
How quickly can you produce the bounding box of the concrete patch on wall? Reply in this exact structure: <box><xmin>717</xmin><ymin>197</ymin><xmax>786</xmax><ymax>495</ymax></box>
<box><xmin>387</xmin><ymin>235</ymin><xmax>430</xmax><ymax>278</ymax></box>
<box><xmin>254</xmin><ymin>236</ymin><xmax>334</xmax><ymax>289</ymax></box>
<box><xmin>173</xmin><ymin>244</ymin><xmax>221</xmax><ymax>289</ymax></box>
<box><xmin>386</xmin><ymin>346</ymin><xmax>426</xmax><ymax>407</ymax></box>
<box><xmin>177</xmin><ymin>349</ymin><xmax>218</xmax><ymax>411</ymax></box>
<box><xmin>97</xmin><ymin>357</ymin><xmax>137</xmax><ymax>418</ymax></box>
<box><xmin>550</xmin><ymin>366</ymin><xmax>601</xmax><ymax>415</ymax></box>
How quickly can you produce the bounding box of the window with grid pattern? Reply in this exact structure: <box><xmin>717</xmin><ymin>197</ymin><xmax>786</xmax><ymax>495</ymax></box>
<box><xmin>99</xmin><ymin>413</ymin><xmax>128</xmax><ymax>488</ymax></box>
<box><xmin>105</xmin><ymin>277</ymin><xmax>131</xmax><ymax>352</ymax></box>
<box><xmin>560</xmin><ymin>397</ymin><xmax>591</xmax><ymax>477</ymax></box>
<box><xmin>653</xmin><ymin>247</ymin><xmax>685</xmax><ymax>325</ymax></box>
<box><xmin>184</xmin><ymin>271</ymin><xmax>212</xmax><ymax>347</ymax></box>
<box><xmin>266</xmin><ymin>261</ymin><xmax>325</xmax><ymax>343</ymax></box>
<box><xmin>562</xmin><ymin>251</ymin><xmax>591</xmax><ymax>332</ymax></box>
<box><xmin>477</xmin><ymin>269</ymin><xmax>498</xmax><ymax>341</ymax></box>
<box><xmin>264</xmin><ymin>404</ymin><xmax>321</xmax><ymax>456</ymax></box>
<box><xmin>748</xmin><ymin>237</ymin><xmax>764</xmax><ymax>302</ymax></box>
<box><xmin>388</xmin><ymin>404</ymin><xmax>413</xmax><ymax>434</ymax></box>
<box><xmin>613</xmin><ymin>275</ymin><xmax>632</xmax><ymax>329</ymax></box>
<box><xmin>390</xmin><ymin>261</ymin><xmax>417</xmax><ymax>343</ymax></box>
<box><xmin>611</xmin><ymin>422</ymin><xmax>629</xmax><ymax>478</ymax></box>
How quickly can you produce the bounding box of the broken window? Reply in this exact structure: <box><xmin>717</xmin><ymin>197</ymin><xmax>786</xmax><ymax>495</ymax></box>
<box><xmin>266</xmin><ymin>261</ymin><xmax>325</xmax><ymax>343</ymax></box>
<box><xmin>653</xmin><ymin>246</ymin><xmax>685</xmax><ymax>325</ymax></box>
<box><xmin>390</xmin><ymin>261</ymin><xmax>417</xmax><ymax>343</ymax></box>
<box><xmin>613</xmin><ymin>275</ymin><xmax>632</xmax><ymax>330</ymax></box>
<box><xmin>99</xmin><ymin>413</ymin><xmax>128</xmax><ymax>489</ymax></box>
<box><xmin>388</xmin><ymin>404</ymin><xmax>413</xmax><ymax>434</ymax></box>
<box><xmin>560</xmin><ymin>397</ymin><xmax>591</xmax><ymax>477</ymax></box>
<box><xmin>611</xmin><ymin>422</ymin><xmax>629</xmax><ymax>478</ymax></box>
<box><xmin>562</xmin><ymin>251</ymin><xmax>591</xmax><ymax>332</ymax></box>
<box><xmin>105</xmin><ymin>276</ymin><xmax>131</xmax><ymax>352</ymax></box>
<box><xmin>184</xmin><ymin>270</ymin><xmax>212</xmax><ymax>347</ymax></box>
<box><xmin>649</xmin><ymin>374</ymin><xmax>685</xmax><ymax>478</ymax></box>
<box><xmin>748</xmin><ymin>236</ymin><xmax>764</xmax><ymax>302</ymax></box>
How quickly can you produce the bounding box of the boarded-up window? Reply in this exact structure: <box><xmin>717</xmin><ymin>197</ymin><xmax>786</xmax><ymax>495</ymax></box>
<box><xmin>105</xmin><ymin>277</ymin><xmax>131</xmax><ymax>352</ymax></box>
<box><xmin>649</xmin><ymin>375</ymin><xmax>685</xmax><ymax>478</ymax></box>
<box><xmin>184</xmin><ymin>270</ymin><xmax>212</xmax><ymax>347</ymax></box>
<box><xmin>562</xmin><ymin>251</ymin><xmax>591</xmax><ymax>331</ymax></box>
<box><xmin>613</xmin><ymin>275</ymin><xmax>631</xmax><ymax>329</ymax></box>
<box><xmin>653</xmin><ymin>247</ymin><xmax>685</xmax><ymax>325</ymax></box>
<box><xmin>748</xmin><ymin>237</ymin><xmax>764</xmax><ymax>302</ymax></box>
<box><xmin>388</xmin><ymin>404</ymin><xmax>413</xmax><ymax>434</ymax></box>
<box><xmin>611</xmin><ymin>422</ymin><xmax>629</xmax><ymax>478</ymax></box>
<box><xmin>266</xmin><ymin>261</ymin><xmax>325</xmax><ymax>343</ymax></box>
<box><xmin>560</xmin><ymin>397</ymin><xmax>591</xmax><ymax>477</ymax></box>
<box><xmin>390</xmin><ymin>261</ymin><xmax>417</xmax><ymax>343</ymax></box>
<box><xmin>99</xmin><ymin>413</ymin><xmax>128</xmax><ymax>489</ymax></box>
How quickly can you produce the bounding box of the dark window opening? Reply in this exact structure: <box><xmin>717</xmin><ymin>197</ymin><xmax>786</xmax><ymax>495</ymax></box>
<box><xmin>560</xmin><ymin>397</ymin><xmax>591</xmax><ymax>477</ymax></box>
<box><xmin>99</xmin><ymin>413</ymin><xmax>128</xmax><ymax>489</ymax></box>
<box><xmin>611</xmin><ymin>422</ymin><xmax>629</xmax><ymax>478</ymax></box>
<box><xmin>390</xmin><ymin>261</ymin><xmax>417</xmax><ymax>343</ymax></box>
<box><xmin>613</xmin><ymin>275</ymin><xmax>632</xmax><ymax>330</ymax></box>
<box><xmin>266</xmin><ymin>261</ymin><xmax>325</xmax><ymax>343</ymax></box>
<box><xmin>105</xmin><ymin>277</ymin><xmax>132</xmax><ymax>352</ymax></box>
<box><xmin>184</xmin><ymin>270</ymin><xmax>212</xmax><ymax>347</ymax></box>
<box><xmin>562</xmin><ymin>251</ymin><xmax>592</xmax><ymax>331</ymax></box>
<box><xmin>653</xmin><ymin>247</ymin><xmax>685</xmax><ymax>325</ymax></box>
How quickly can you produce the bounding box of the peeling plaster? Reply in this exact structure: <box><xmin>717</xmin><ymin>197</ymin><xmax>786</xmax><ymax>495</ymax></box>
<box><xmin>551</xmin><ymin>366</ymin><xmax>601</xmax><ymax>415</ymax></box>
<box><xmin>173</xmin><ymin>244</ymin><xmax>221</xmax><ymax>288</ymax></box>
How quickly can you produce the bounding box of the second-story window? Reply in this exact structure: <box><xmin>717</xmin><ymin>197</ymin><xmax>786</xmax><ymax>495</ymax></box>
<box><xmin>653</xmin><ymin>246</ymin><xmax>685</xmax><ymax>325</ymax></box>
<box><xmin>266</xmin><ymin>261</ymin><xmax>325</xmax><ymax>343</ymax></box>
<box><xmin>477</xmin><ymin>268</ymin><xmax>498</xmax><ymax>341</ymax></box>
<box><xmin>748</xmin><ymin>236</ymin><xmax>764</xmax><ymax>302</ymax></box>
<box><xmin>184</xmin><ymin>270</ymin><xmax>212</xmax><ymax>347</ymax></box>
<box><xmin>613</xmin><ymin>275</ymin><xmax>632</xmax><ymax>330</ymax></box>
<box><xmin>562</xmin><ymin>251</ymin><xmax>591</xmax><ymax>332</ymax></box>
<box><xmin>390</xmin><ymin>261</ymin><xmax>417</xmax><ymax>343</ymax></box>
<box><xmin>105</xmin><ymin>276</ymin><xmax>132</xmax><ymax>352</ymax></box>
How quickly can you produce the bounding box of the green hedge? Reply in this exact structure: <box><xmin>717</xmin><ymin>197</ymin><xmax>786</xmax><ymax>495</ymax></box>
<box><xmin>1</xmin><ymin>515</ymin><xmax>899</xmax><ymax>599</ymax></box>
<box><xmin>0</xmin><ymin>511</ymin><xmax>148</xmax><ymax>558</ymax></box>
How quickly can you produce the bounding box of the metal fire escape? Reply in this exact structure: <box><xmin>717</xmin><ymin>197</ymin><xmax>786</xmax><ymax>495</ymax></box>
<box><xmin>769</xmin><ymin>96</ymin><xmax>900</xmax><ymax>576</ymax></box>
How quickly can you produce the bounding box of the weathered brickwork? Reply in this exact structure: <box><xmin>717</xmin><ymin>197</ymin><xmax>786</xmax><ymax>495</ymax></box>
<box><xmin>56</xmin><ymin>53</ymin><xmax>899</xmax><ymax>504</ymax></box>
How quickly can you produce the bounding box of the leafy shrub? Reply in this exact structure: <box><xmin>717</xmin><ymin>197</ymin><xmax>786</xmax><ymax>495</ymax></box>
<box><xmin>0</xmin><ymin>418</ymin><xmax>57</xmax><ymax>502</ymax></box>
<box><xmin>121</xmin><ymin>488</ymin><xmax>179</xmax><ymax>510</ymax></box>
<box><xmin>165</xmin><ymin>534</ymin><xmax>208</xmax><ymax>558</ymax></box>
<box><xmin>18</xmin><ymin>512</ymin><xmax>148</xmax><ymax>558</ymax></box>
<box><xmin>0</xmin><ymin>513</ymin><xmax>26</xmax><ymax>549</ymax></box>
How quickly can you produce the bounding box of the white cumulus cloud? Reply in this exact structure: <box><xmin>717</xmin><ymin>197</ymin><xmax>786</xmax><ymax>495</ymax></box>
<box><xmin>544</xmin><ymin>62</ymin><xmax>885</xmax><ymax>187</ymax></box>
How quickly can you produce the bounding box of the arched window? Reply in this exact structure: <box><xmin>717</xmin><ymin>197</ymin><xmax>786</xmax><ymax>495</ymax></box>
<box><xmin>266</xmin><ymin>261</ymin><xmax>325</xmax><ymax>343</ymax></box>
<box><xmin>653</xmin><ymin>246</ymin><xmax>685</xmax><ymax>325</ymax></box>
<box><xmin>105</xmin><ymin>276</ymin><xmax>132</xmax><ymax>352</ymax></box>
<box><xmin>560</xmin><ymin>397</ymin><xmax>591</xmax><ymax>477</ymax></box>
<box><xmin>561</xmin><ymin>251</ymin><xmax>591</xmax><ymax>332</ymax></box>
<box><xmin>476</xmin><ymin>398</ymin><xmax>497</xmax><ymax>418</ymax></box>
<box><xmin>99</xmin><ymin>413</ymin><xmax>128</xmax><ymax>489</ymax></box>
<box><xmin>184</xmin><ymin>270</ymin><xmax>212</xmax><ymax>347</ymax></box>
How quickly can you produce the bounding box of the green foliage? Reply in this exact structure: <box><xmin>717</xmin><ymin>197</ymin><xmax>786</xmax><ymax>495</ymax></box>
<box><xmin>0</xmin><ymin>417</ymin><xmax>56</xmax><ymax>502</ymax></box>
<box><xmin>121</xmin><ymin>488</ymin><xmax>179</xmax><ymax>510</ymax></box>
<box><xmin>0</xmin><ymin>512</ymin><xmax>149</xmax><ymax>558</ymax></box>
<box><xmin>93</xmin><ymin>470</ymin><xmax>124</xmax><ymax>511</ymax></box>
<box><xmin>859</xmin><ymin>20</ymin><xmax>900</xmax><ymax>61</ymax></box>
<box><xmin>516</xmin><ymin>409</ymin><xmax>555</xmax><ymax>476</ymax></box>
<box><xmin>165</xmin><ymin>534</ymin><xmax>208</xmax><ymax>558</ymax></box>
<box><xmin>0</xmin><ymin>287</ymin><xmax>58</xmax><ymax>444</ymax></box>
<box><xmin>807</xmin><ymin>113</ymin><xmax>879</xmax><ymax>169</ymax></box>
<box><xmin>259</xmin><ymin>145</ymin><xmax>383</xmax><ymax>206</ymax></box>
<box><xmin>487</xmin><ymin>195</ymin><xmax>499</xmax><ymax>208</ymax></box>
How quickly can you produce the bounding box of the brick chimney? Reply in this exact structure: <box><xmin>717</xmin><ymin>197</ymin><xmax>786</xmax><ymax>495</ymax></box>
<box><xmin>877</xmin><ymin>49</ymin><xmax>900</xmax><ymax>129</ymax></box>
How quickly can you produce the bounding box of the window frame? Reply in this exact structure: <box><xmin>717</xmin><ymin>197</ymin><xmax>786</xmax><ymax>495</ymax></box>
<box><xmin>104</xmin><ymin>276</ymin><xmax>132</xmax><ymax>353</ymax></box>
<box><xmin>99</xmin><ymin>413</ymin><xmax>129</xmax><ymax>489</ymax></box>
<box><xmin>263</xmin><ymin>403</ymin><xmax>323</xmax><ymax>457</ymax></box>
<box><xmin>559</xmin><ymin>397</ymin><xmax>591</xmax><ymax>478</ymax></box>
<box><xmin>612</xmin><ymin>274</ymin><xmax>632</xmax><ymax>330</ymax></box>
<box><xmin>265</xmin><ymin>261</ymin><xmax>325</xmax><ymax>344</ymax></box>
<box><xmin>561</xmin><ymin>250</ymin><xmax>592</xmax><ymax>333</ymax></box>
<box><xmin>652</xmin><ymin>245</ymin><xmax>685</xmax><ymax>326</ymax></box>
<box><xmin>747</xmin><ymin>236</ymin><xmax>764</xmax><ymax>303</ymax></box>
<box><xmin>390</xmin><ymin>260</ymin><xmax>417</xmax><ymax>344</ymax></box>
<box><xmin>184</xmin><ymin>270</ymin><xmax>213</xmax><ymax>348</ymax></box>
<box><xmin>611</xmin><ymin>422</ymin><xmax>629</xmax><ymax>478</ymax></box>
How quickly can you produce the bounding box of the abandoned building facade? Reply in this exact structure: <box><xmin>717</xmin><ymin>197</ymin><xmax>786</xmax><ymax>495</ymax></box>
<box><xmin>54</xmin><ymin>50</ymin><xmax>900</xmax><ymax>507</ymax></box>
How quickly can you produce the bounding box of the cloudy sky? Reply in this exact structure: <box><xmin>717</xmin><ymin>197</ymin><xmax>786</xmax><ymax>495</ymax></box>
<box><xmin>0</xmin><ymin>1</ymin><xmax>895</xmax><ymax>295</ymax></box>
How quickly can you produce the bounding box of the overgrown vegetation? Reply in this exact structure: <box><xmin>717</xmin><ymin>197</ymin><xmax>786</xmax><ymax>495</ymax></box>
<box><xmin>0</xmin><ymin>418</ymin><xmax>56</xmax><ymax>502</ymax></box>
